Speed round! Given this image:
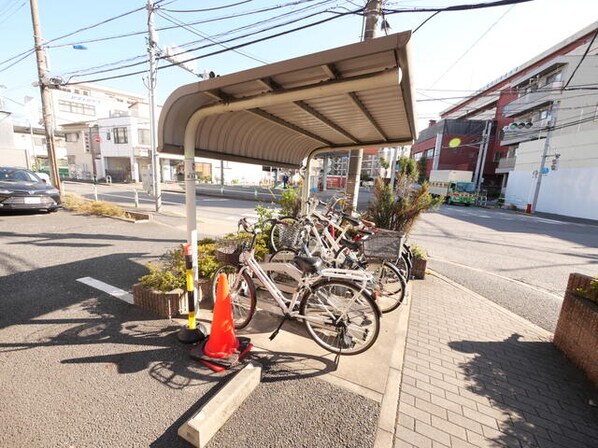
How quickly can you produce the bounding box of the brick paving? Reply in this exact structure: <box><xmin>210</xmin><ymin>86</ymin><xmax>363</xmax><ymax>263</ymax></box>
<box><xmin>395</xmin><ymin>273</ymin><xmax>598</xmax><ymax>448</ymax></box>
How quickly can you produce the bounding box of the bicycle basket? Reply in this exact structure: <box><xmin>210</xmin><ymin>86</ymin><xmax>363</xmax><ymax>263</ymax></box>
<box><xmin>278</xmin><ymin>221</ymin><xmax>303</xmax><ymax>249</ymax></box>
<box><xmin>215</xmin><ymin>235</ymin><xmax>251</xmax><ymax>266</ymax></box>
<box><xmin>362</xmin><ymin>229</ymin><xmax>405</xmax><ymax>260</ymax></box>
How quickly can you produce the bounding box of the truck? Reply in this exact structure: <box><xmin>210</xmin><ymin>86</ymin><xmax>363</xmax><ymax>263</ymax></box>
<box><xmin>428</xmin><ymin>170</ymin><xmax>477</xmax><ymax>206</ymax></box>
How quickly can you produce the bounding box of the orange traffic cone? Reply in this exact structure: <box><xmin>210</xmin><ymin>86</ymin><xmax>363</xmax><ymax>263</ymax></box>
<box><xmin>190</xmin><ymin>273</ymin><xmax>252</xmax><ymax>371</ymax></box>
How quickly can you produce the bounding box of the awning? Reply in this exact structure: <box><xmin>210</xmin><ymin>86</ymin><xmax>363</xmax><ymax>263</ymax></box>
<box><xmin>158</xmin><ymin>30</ymin><xmax>417</xmax><ymax>168</ymax></box>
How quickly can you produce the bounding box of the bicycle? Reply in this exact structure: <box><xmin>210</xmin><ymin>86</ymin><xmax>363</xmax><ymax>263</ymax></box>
<box><xmin>211</xmin><ymin>219</ymin><xmax>381</xmax><ymax>355</ymax></box>
<box><xmin>268</xmin><ymin>201</ymin><xmax>408</xmax><ymax>313</ymax></box>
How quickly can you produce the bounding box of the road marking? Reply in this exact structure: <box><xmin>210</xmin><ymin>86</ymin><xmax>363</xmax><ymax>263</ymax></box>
<box><xmin>200</xmin><ymin>198</ymin><xmax>229</xmax><ymax>202</ymax></box>
<box><xmin>77</xmin><ymin>277</ymin><xmax>134</xmax><ymax>304</ymax></box>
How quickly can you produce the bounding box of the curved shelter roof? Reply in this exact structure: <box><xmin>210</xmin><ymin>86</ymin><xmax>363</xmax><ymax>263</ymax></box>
<box><xmin>158</xmin><ymin>31</ymin><xmax>416</xmax><ymax>169</ymax></box>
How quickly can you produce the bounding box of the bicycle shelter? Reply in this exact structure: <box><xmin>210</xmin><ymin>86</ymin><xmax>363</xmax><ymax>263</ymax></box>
<box><xmin>158</xmin><ymin>30</ymin><xmax>417</xmax><ymax>283</ymax></box>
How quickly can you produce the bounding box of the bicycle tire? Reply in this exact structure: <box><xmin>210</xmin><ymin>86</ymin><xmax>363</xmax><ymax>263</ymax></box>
<box><xmin>267</xmin><ymin>248</ymin><xmax>299</xmax><ymax>288</ymax></box>
<box><xmin>300</xmin><ymin>279</ymin><xmax>380</xmax><ymax>355</ymax></box>
<box><xmin>268</xmin><ymin>216</ymin><xmax>299</xmax><ymax>252</ymax></box>
<box><xmin>395</xmin><ymin>251</ymin><xmax>412</xmax><ymax>281</ymax></box>
<box><xmin>366</xmin><ymin>260</ymin><xmax>406</xmax><ymax>313</ymax></box>
<box><xmin>211</xmin><ymin>264</ymin><xmax>256</xmax><ymax>329</ymax></box>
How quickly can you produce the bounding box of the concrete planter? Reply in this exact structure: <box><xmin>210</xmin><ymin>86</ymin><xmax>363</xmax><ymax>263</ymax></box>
<box><xmin>412</xmin><ymin>258</ymin><xmax>427</xmax><ymax>280</ymax></box>
<box><xmin>132</xmin><ymin>284</ymin><xmax>185</xmax><ymax>319</ymax></box>
<box><xmin>553</xmin><ymin>273</ymin><xmax>598</xmax><ymax>388</ymax></box>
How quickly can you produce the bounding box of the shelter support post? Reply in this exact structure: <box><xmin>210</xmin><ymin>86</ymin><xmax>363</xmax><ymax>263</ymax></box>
<box><xmin>178</xmin><ymin>115</ymin><xmax>208</xmax><ymax>343</ymax></box>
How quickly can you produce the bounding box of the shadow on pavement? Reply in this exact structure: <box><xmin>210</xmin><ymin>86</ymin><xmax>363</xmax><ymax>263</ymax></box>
<box><xmin>449</xmin><ymin>333</ymin><xmax>598</xmax><ymax>448</ymax></box>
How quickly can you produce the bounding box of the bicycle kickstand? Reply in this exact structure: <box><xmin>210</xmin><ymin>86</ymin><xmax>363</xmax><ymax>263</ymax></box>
<box><xmin>269</xmin><ymin>314</ymin><xmax>290</xmax><ymax>341</ymax></box>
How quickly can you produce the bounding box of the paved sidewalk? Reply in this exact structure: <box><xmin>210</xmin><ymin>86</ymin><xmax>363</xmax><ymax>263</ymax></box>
<box><xmin>395</xmin><ymin>273</ymin><xmax>598</xmax><ymax>448</ymax></box>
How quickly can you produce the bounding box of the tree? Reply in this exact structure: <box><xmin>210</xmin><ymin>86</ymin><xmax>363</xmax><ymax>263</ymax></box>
<box><xmin>417</xmin><ymin>156</ymin><xmax>428</xmax><ymax>184</ymax></box>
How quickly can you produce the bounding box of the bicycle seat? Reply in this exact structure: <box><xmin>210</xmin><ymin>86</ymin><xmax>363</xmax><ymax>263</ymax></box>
<box><xmin>341</xmin><ymin>214</ymin><xmax>360</xmax><ymax>226</ymax></box>
<box><xmin>294</xmin><ymin>256</ymin><xmax>322</xmax><ymax>275</ymax></box>
<box><xmin>339</xmin><ymin>238</ymin><xmax>362</xmax><ymax>251</ymax></box>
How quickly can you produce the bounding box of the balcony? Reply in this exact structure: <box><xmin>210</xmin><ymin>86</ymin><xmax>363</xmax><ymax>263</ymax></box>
<box><xmin>503</xmin><ymin>80</ymin><xmax>562</xmax><ymax>117</ymax></box>
<box><xmin>495</xmin><ymin>156</ymin><xmax>516</xmax><ymax>174</ymax></box>
<box><xmin>500</xmin><ymin>117</ymin><xmax>551</xmax><ymax>146</ymax></box>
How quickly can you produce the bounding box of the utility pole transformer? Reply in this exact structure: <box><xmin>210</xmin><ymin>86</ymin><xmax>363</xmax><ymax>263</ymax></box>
<box><xmin>147</xmin><ymin>0</ymin><xmax>162</xmax><ymax>211</ymax></box>
<box><xmin>345</xmin><ymin>0</ymin><xmax>382</xmax><ymax>211</ymax></box>
<box><xmin>29</xmin><ymin>0</ymin><xmax>62</xmax><ymax>193</ymax></box>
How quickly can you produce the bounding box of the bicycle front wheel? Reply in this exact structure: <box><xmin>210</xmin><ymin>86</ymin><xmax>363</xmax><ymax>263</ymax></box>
<box><xmin>366</xmin><ymin>260</ymin><xmax>406</xmax><ymax>313</ymax></box>
<box><xmin>211</xmin><ymin>265</ymin><xmax>256</xmax><ymax>329</ymax></box>
<box><xmin>300</xmin><ymin>280</ymin><xmax>380</xmax><ymax>355</ymax></box>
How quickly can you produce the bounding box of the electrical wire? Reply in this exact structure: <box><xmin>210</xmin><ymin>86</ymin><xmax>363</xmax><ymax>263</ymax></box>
<box><xmin>383</xmin><ymin>0</ymin><xmax>533</xmax><ymax>14</ymax></box>
<box><xmin>161</xmin><ymin>0</ymin><xmax>255</xmax><ymax>13</ymax></box>
<box><xmin>430</xmin><ymin>5</ymin><xmax>515</xmax><ymax>88</ymax></box>
<box><xmin>46</xmin><ymin>0</ymin><xmax>335</xmax><ymax>50</ymax></box>
<box><xmin>0</xmin><ymin>0</ymin><xmax>25</xmax><ymax>27</ymax></box>
<box><xmin>64</xmin><ymin>5</ymin><xmax>360</xmax><ymax>83</ymax></box>
<box><xmin>562</xmin><ymin>29</ymin><xmax>598</xmax><ymax>90</ymax></box>
<box><xmin>65</xmin><ymin>8</ymin><xmax>359</xmax><ymax>85</ymax></box>
<box><xmin>156</xmin><ymin>9</ymin><xmax>270</xmax><ymax>65</ymax></box>
<box><xmin>44</xmin><ymin>0</ymin><xmax>340</xmax><ymax>80</ymax></box>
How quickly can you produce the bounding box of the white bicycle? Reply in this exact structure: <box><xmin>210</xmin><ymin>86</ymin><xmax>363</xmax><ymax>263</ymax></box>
<box><xmin>211</xmin><ymin>219</ymin><xmax>381</xmax><ymax>355</ymax></box>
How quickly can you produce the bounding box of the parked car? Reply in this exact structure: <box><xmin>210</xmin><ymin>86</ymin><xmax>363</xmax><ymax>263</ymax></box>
<box><xmin>0</xmin><ymin>167</ymin><xmax>61</xmax><ymax>212</ymax></box>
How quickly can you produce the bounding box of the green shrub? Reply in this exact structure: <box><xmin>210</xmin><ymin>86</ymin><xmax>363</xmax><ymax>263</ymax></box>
<box><xmin>410</xmin><ymin>243</ymin><xmax>427</xmax><ymax>260</ymax></box>
<box><xmin>366</xmin><ymin>157</ymin><xmax>442</xmax><ymax>234</ymax></box>
<box><xmin>279</xmin><ymin>187</ymin><xmax>301</xmax><ymax>217</ymax></box>
<box><xmin>139</xmin><ymin>238</ymin><xmax>218</xmax><ymax>292</ymax></box>
<box><xmin>576</xmin><ymin>276</ymin><xmax>598</xmax><ymax>304</ymax></box>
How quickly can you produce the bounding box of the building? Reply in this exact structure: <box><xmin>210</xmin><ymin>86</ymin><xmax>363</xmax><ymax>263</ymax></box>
<box><xmin>412</xmin><ymin>21</ymin><xmax>598</xmax><ymax>220</ymax></box>
<box><xmin>12</xmin><ymin>125</ymin><xmax>66</xmax><ymax>173</ymax></box>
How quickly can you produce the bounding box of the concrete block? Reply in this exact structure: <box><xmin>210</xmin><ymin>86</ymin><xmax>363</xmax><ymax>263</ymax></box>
<box><xmin>178</xmin><ymin>361</ymin><xmax>262</xmax><ymax>447</ymax></box>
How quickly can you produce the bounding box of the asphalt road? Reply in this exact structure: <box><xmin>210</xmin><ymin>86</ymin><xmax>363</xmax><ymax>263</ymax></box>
<box><xmin>409</xmin><ymin>205</ymin><xmax>598</xmax><ymax>332</ymax></box>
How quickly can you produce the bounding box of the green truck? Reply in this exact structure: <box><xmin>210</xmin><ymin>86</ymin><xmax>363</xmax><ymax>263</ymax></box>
<box><xmin>428</xmin><ymin>170</ymin><xmax>476</xmax><ymax>206</ymax></box>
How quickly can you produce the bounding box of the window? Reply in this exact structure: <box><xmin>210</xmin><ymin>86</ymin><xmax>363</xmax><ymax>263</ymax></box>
<box><xmin>58</xmin><ymin>100</ymin><xmax>96</xmax><ymax>116</ymax></box>
<box><xmin>425</xmin><ymin>149</ymin><xmax>434</xmax><ymax>158</ymax></box>
<box><xmin>138</xmin><ymin>128</ymin><xmax>150</xmax><ymax>145</ymax></box>
<box><xmin>65</xmin><ymin>132</ymin><xmax>79</xmax><ymax>142</ymax></box>
<box><xmin>113</xmin><ymin>127</ymin><xmax>128</xmax><ymax>144</ymax></box>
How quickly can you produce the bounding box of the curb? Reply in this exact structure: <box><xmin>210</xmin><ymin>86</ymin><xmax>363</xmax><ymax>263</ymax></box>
<box><xmin>373</xmin><ymin>282</ymin><xmax>413</xmax><ymax>448</ymax></box>
<box><xmin>178</xmin><ymin>361</ymin><xmax>262</xmax><ymax>448</ymax></box>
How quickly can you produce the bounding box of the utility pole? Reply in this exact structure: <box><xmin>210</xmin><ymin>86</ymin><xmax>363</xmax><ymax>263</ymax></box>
<box><xmin>473</xmin><ymin>120</ymin><xmax>492</xmax><ymax>192</ymax></box>
<box><xmin>345</xmin><ymin>0</ymin><xmax>381</xmax><ymax>211</ymax></box>
<box><xmin>528</xmin><ymin>100</ymin><xmax>558</xmax><ymax>214</ymax></box>
<box><xmin>29</xmin><ymin>0</ymin><xmax>62</xmax><ymax>193</ymax></box>
<box><xmin>147</xmin><ymin>0</ymin><xmax>161</xmax><ymax>211</ymax></box>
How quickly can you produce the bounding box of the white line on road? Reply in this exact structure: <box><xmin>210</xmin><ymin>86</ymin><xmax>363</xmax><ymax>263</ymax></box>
<box><xmin>77</xmin><ymin>277</ymin><xmax>134</xmax><ymax>304</ymax></box>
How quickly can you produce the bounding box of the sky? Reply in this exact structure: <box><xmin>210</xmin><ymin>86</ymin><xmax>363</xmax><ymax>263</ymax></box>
<box><xmin>0</xmin><ymin>0</ymin><xmax>596</xmax><ymax>134</ymax></box>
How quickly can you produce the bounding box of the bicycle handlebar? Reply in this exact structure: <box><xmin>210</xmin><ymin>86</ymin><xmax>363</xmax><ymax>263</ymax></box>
<box><xmin>237</xmin><ymin>217</ymin><xmax>261</xmax><ymax>235</ymax></box>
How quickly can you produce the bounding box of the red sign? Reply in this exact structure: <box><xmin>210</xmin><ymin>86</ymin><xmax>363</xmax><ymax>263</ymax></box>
<box><xmin>94</xmin><ymin>136</ymin><xmax>101</xmax><ymax>143</ymax></box>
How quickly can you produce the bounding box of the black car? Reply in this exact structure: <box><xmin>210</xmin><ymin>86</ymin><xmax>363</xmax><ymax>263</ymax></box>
<box><xmin>0</xmin><ymin>167</ymin><xmax>62</xmax><ymax>212</ymax></box>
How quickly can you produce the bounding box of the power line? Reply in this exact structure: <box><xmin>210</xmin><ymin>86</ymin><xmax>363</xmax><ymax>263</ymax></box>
<box><xmin>65</xmin><ymin>6</ymin><xmax>361</xmax><ymax>84</ymax></box>
<box><xmin>156</xmin><ymin>9</ymin><xmax>270</xmax><ymax>65</ymax></box>
<box><xmin>562</xmin><ymin>29</ymin><xmax>598</xmax><ymax>90</ymax></box>
<box><xmin>430</xmin><ymin>5</ymin><xmax>515</xmax><ymax>87</ymax></box>
<box><xmin>383</xmin><ymin>0</ymin><xmax>533</xmax><ymax>14</ymax></box>
<box><xmin>161</xmin><ymin>0</ymin><xmax>255</xmax><ymax>13</ymax></box>
<box><xmin>51</xmin><ymin>0</ymin><xmax>341</xmax><ymax>80</ymax></box>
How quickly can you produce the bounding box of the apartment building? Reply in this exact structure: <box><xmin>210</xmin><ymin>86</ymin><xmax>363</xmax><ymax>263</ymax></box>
<box><xmin>412</xmin><ymin>21</ymin><xmax>598</xmax><ymax>220</ymax></box>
